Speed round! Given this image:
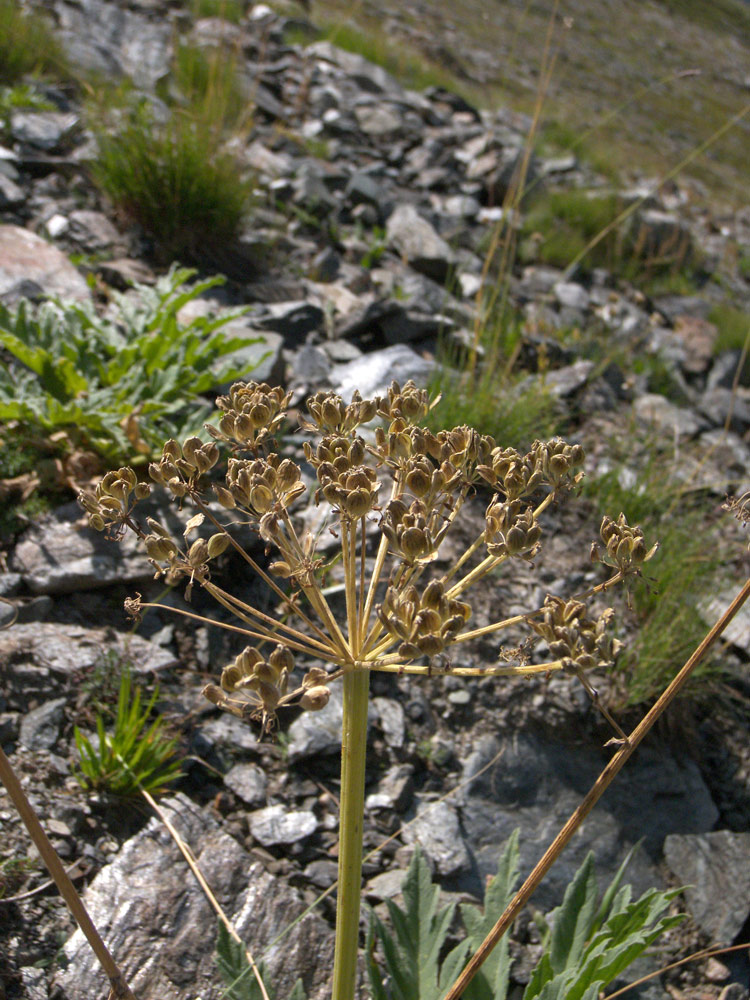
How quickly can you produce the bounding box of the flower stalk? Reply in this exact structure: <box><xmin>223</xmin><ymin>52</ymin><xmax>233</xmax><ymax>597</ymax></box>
<box><xmin>79</xmin><ymin>379</ymin><xmax>657</xmax><ymax>1000</ymax></box>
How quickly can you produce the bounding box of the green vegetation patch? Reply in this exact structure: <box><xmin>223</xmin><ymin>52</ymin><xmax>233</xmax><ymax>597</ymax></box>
<box><xmin>585</xmin><ymin>443</ymin><xmax>727</xmax><ymax>704</ymax></box>
<box><xmin>93</xmin><ymin>104</ymin><xmax>251</xmax><ymax>264</ymax></box>
<box><xmin>0</xmin><ymin>0</ymin><xmax>68</xmax><ymax>86</ymax></box>
<box><xmin>521</xmin><ymin>187</ymin><xmax>698</xmax><ymax>290</ymax></box>
<box><xmin>0</xmin><ymin>266</ymin><xmax>263</xmax><ymax>467</ymax></box>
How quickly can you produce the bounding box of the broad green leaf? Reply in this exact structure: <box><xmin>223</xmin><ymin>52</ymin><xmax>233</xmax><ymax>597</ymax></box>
<box><xmin>548</xmin><ymin>852</ymin><xmax>598</xmax><ymax>973</ymax></box>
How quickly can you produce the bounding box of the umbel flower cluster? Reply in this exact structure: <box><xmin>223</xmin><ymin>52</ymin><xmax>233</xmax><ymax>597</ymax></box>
<box><xmin>80</xmin><ymin>380</ymin><xmax>656</xmax><ymax>737</ymax></box>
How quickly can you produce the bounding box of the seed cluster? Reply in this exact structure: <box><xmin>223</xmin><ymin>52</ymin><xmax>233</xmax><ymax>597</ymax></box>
<box><xmin>80</xmin><ymin>379</ymin><xmax>654</xmax><ymax>736</ymax></box>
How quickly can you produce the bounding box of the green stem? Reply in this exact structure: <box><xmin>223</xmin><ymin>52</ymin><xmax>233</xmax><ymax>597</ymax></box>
<box><xmin>332</xmin><ymin>667</ymin><xmax>370</xmax><ymax>1000</ymax></box>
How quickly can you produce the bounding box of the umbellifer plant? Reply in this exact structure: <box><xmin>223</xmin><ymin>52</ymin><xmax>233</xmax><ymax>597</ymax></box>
<box><xmin>79</xmin><ymin>379</ymin><xmax>656</xmax><ymax>1000</ymax></box>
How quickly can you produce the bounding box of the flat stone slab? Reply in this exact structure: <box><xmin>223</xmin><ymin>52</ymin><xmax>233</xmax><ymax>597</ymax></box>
<box><xmin>0</xmin><ymin>622</ymin><xmax>178</xmax><ymax>679</ymax></box>
<box><xmin>54</xmin><ymin>793</ymin><xmax>334</xmax><ymax>1000</ymax></box>
<box><xmin>0</xmin><ymin>224</ymin><xmax>90</xmax><ymax>302</ymax></box>
<box><xmin>665</xmin><ymin>831</ymin><xmax>750</xmax><ymax>945</ymax></box>
<box><xmin>11</xmin><ymin>501</ymin><xmax>152</xmax><ymax>595</ymax></box>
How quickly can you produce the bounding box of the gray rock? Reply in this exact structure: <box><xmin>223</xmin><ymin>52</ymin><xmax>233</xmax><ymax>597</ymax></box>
<box><xmin>19</xmin><ymin>697</ymin><xmax>68</xmax><ymax>751</ymax></box>
<box><xmin>0</xmin><ymin>172</ymin><xmax>25</xmax><ymax>208</ymax></box>
<box><xmin>364</xmin><ymin>868</ymin><xmax>408</xmax><ymax>901</ymax></box>
<box><xmin>307</xmin><ymin>41</ymin><xmax>406</xmax><ymax>97</ymax></box>
<box><xmin>0</xmin><ymin>623</ymin><xmax>177</xmax><ymax>692</ymax></box>
<box><xmin>633</xmin><ymin>393</ymin><xmax>707</xmax><ymax>438</ymax></box>
<box><xmin>372</xmin><ymin>696</ymin><xmax>405</xmax><ymax>748</ymax></box>
<box><xmin>249</xmin><ymin>804</ymin><xmax>318</xmax><ymax>846</ymax></box>
<box><xmin>213</xmin><ymin>325</ymin><xmax>283</xmax><ymax>391</ymax></box>
<box><xmin>253</xmin><ymin>300</ymin><xmax>325</xmax><ymax>340</ymax></box>
<box><xmin>304</xmin><ymin>859</ymin><xmax>339</xmax><ymax>889</ymax></box>
<box><xmin>708</xmin><ymin>350</ymin><xmax>748</xmax><ymax>390</ymax></box>
<box><xmin>542</xmin><ymin>359</ymin><xmax>594</xmax><ymax>397</ymax></box>
<box><xmin>200</xmin><ymin>714</ymin><xmax>258</xmax><ymax>752</ymax></box>
<box><xmin>664</xmin><ymin>831</ymin><xmax>750</xmax><ymax>945</ymax></box>
<box><xmin>700</xmin><ymin>386</ymin><xmax>750</xmax><ymax>434</ymax></box>
<box><xmin>19</xmin><ymin>967</ymin><xmax>48</xmax><ymax>1000</ymax></box>
<box><xmin>55</xmin><ymin>793</ymin><xmax>334</xmax><ymax>1000</ymax></box>
<box><xmin>55</xmin><ymin>0</ymin><xmax>172</xmax><ymax>90</ymax></box>
<box><xmin>386</xmin><ymin>203</ymin><xmax>455</xmax><ymax>282</ymax></box>
<box><xmin>365</xmin><ymin>764</ymin><xmax>414</xmax><ymax>813</ymax></box>
<box><xmin>652</xmin><ymin>294</ymin><xmax>712</xmax><ymax>325</ymax></box>
<box><xmin>459</xmin><ymin>732</ymin><xmax>717</xmax><ymax>906</ymax></box>
<box><xmin>67</xmin><ymin>209</ymin><xmax>122</xmax><ymax>251</ymax></box>
<box><xmin>11</xmin><ymin>500</ymin><xmax>151</xmax><ymax>594</ymax></box>
<box><xmin>224</xmin><ymin>762</ymin><xmax>268</xmax><ymax>807</ymax></box>
<box><xmin>554</xmin><ymin>281</ymin><xmax>590</xmax><ymax>311</ymax></box>
<box><xmin>329</xmin><ymin>344</ymin><xmax>437</xmax><ymax>401</ymax></box>
<box><xmin>401</xmin><ymin>798</ymin><xmax>471</xmax><ymax>877</ymax></box>
<box><xmin>10</xmin><ymin>111</ymin><xmax>80</xmax><ymax>152</ymax></box>
<box><xmin>699</xmin><ymin>587</ymin><xmax>750</xmax><ymax>654</ymax></box>
<box><xmin>355</xmin><ymin>102</ymin><xmax>403</xmax><ymax>138</ymax></box>
<box><xmin>0</xmin><ymin>225</ymin><xmax>90</xmax><ymax>303</ymax></box>
<box><xmin>287</xmin><ymin>684</ymin><xmax>343</xmax><ymax>761</ymax></box>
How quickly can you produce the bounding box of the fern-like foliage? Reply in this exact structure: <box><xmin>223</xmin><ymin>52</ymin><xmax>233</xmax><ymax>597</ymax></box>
<box><xmin>367</xmin><ymin>834</ymin><xmax>684</xmax><ymax>1000</ymax></box>
<box><xmin>215</xmin><ymin>921</ymin><xmax>306</xmax><ymax>1000</ymax></box>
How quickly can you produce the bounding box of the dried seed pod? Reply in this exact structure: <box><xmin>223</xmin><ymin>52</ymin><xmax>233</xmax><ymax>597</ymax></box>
<box><xmin>300</xmin><ymin>686</ymin><xmax>330</xmax><ymax>711</ymax></box>
<box><xmin>207</xmin><ymin>533</ymin><xmax>231</xmax><ymax>559</ymax></box>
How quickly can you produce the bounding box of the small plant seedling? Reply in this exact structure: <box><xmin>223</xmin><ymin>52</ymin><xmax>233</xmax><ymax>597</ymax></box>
<box><xmin>74</xmin><ymin>667</ymin><xmax>182</xmax><ymax>798</ymax></box>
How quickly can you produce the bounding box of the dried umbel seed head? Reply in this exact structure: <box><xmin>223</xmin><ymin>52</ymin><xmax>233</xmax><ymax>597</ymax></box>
<box><xmin>530</xmin><ymin>596</ymin><xmax>622</xmax><ymax>675</ymax></box>
<box><xmin>377</xmin><ymin>580</ymin><xmax>472</xmax><ymax>658</ymax></box>
<box><xmin>592</xmin><ymin>513</ymin><xmax>658</xmax><ymax>576</ymax></box>
<box><xmin>300</xmin><ymin>686</ymin><xmax>330</xmax><ymax>711</ymax></box>
<box><xmin>78</xmin><ymin>466</ymin><xmax>147</xmax><ymax>531</ymax></box>
<box><xmin>219</xmin><ymin>643</ymin><xmax>293</xmax><ymax>721</ymax></box>
<box><xmin>225</xmin><ymin>455</ymin><xmax>305</xmax><ymax>515</ymax></box>
<box><xmin>531</xmin><ymin>438</ymin><xmax>585</xmax><ymax>491</ymax></box>
<box><xmin>485</xmin><ymin>498</ymin><xmax>542</xmax><ymax>560</ymax></box>
<box><xmin>380</xmin><ymin>498</ymin><xmax>437</xmax><ymax>563</ymax></box>
<box><xmin>377</xmin><ymin>379</ymin><xmax>430</xmax><ymax>422</ymax></box>
<box><xmin>149</xmin><ymin>437</ymin><xmax>218</xmax><ymax>493</ymax></box>
<box><xmin>208</xmin><ymin>381</ymin><xmax>292</xmax><ymax>450</ymax></box>
<box><xmin>312</xmin><ymin>446</ymin><xmax>381</xmax><ymax>517</ymax></box>
<box><xmin>478</xmin><ymin>446</ymin><xmax>543</xmax><ymax>500</ymax></box>
<box><xmin>305</xmin><ymin>389</ymin><xmax>378</xmax><ymax>434</ymax></box>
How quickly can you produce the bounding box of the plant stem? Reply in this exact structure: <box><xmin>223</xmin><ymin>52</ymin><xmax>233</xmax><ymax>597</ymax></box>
<box><xmin>332</xmin><ymin>667</ymin><xmax>370</xmax><ymax>1000</ymax></box>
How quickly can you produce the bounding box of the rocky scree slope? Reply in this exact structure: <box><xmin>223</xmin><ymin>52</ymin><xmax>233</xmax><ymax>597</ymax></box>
<box><xmin>1</xmin><ymin>2</ymin><xmax>750</xmax><ymax>999</ymax></box>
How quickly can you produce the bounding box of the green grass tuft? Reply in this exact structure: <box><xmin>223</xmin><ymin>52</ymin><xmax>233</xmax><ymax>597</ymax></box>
<box><xmin>585</xmin><ymin>445</ymin><xmax>727</xmax><ymax>704</ymax></box>
<box><xmin>92</xmin><ymin>104</ymin><xmax>251</xmax><ymax>263</ymax></box>
<box><xmin>0</xmin><ymin>0</ymin><xmax>68</xmax><ymax>86</ymax></box>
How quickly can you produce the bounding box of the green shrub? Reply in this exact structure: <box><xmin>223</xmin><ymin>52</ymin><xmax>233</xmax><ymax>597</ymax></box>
<box><xmin>92</xmin><ymin>104</ymin><xmax>251</xmax><ymax>263</ymax></box>
<box><xmin>0</xmin><ymin>266</ymin><xmax>263</xmax><ymax>465</ymax></box>
<box><xmin>0</xmin><ymin>0</ymin><xmax>68</xmax><ymax>86</ymax></box>
<box><xmin>521</xmin><ymin>189</ymin><xmax>696</xmax><ymax>288</ymax></box>
<box><xmin>367</xmin><ymin>834</ymin><xmax>683</xmax><ymax>1000</ymax></box>
<box><xmin>0</xmin><ymin>83</ymin><xmax>54</xmax><ymax>138</ymax></box>
<box><xmin>74</xmin><ymin>667</ymin><xmax>182</xmax><ymax>798</ymax></box>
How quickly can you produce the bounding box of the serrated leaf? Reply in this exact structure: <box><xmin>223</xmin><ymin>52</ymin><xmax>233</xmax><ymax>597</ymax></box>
<box><xmin>548</xmin><ymin>852</ymin><xmax>598</xmax><ymax>973</ymax></box>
